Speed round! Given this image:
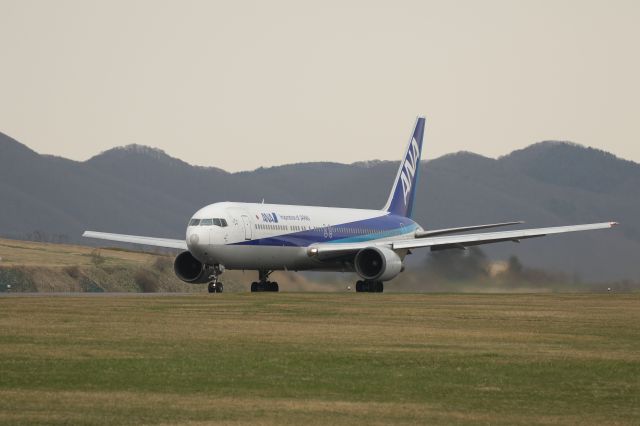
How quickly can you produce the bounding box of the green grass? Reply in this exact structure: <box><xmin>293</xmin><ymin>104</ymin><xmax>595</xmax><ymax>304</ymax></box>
<box><xmin>0</xmin><ymin>294</ymin><xmax>639</xmax><ymax>425</ymax></box>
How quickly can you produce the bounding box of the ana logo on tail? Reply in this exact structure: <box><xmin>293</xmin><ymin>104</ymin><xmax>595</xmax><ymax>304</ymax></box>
<box><xmin>400</xmin><ymin>137</ymin><xmax>420</xmax><ymax>205</ymax></box>
<box><xmin>383</xmin><ymin>116</ymin><xmax>425</xmax><ymax>218</ymax></box>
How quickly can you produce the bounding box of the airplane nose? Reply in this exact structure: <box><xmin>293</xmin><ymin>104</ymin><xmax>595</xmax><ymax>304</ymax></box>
<box><xmin>186</xmin><ymin>227</ymin><xmax>209</xmax><ymax>259</ymax></box>
<box><xmin>188</xmin><ymin>232</ymin><xmax>200</xmax><ymax>246</ymax></box>
<box><xmin>185</xmin><ymin>222</ymin><xmax>226</xmax><ymax>263</ymax></box>
<box><xmin>186</xmin><ymin>227</ymin><xmax>199</xmax><ymax>246</ymax></box>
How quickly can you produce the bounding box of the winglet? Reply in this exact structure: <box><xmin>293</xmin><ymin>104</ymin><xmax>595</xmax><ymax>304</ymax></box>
<box><xmin>382</xmin><ymin>116</ymin><xmax>426</xmax><ymax>218</ymax></box>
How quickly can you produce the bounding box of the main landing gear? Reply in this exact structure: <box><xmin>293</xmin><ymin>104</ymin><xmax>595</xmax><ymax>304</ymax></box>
<box><xmin>250</xmin><ymin>270</ymin><xmax>279</xmax><ymax>292</ymax></box>
<box><xmin>207</xmin><ymin>265</ymin><xmax>224</xmax><ymax>294</ymax></box>
<box><xmin>207</xmin><ymin>281</ymin><xmax>224</xmax><ymax>293</ymax></box>
<box><xmin>355</xmin><ymin>280</ymin><xmax>384</xmax><ymax>293</ymax></box>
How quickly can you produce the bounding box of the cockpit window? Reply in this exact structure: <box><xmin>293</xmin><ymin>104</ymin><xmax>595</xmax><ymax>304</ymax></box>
<box><xmin>192</xmin><ymin>218</ymin><xmax>228</xmax><ymax>227</ymax></box>
<box><xmin>193</xmin><ymin>218</ymin><xmax>228</xmax><ymax>227</ymax></box>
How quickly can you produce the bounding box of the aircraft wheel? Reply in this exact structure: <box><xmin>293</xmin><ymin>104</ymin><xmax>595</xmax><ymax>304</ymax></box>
<box><xmin>355</xmin><ymin>281</ymin><xmax>363</xmax><ymax>292</ymax></box>
<box><xmin>269</xmin><ymin>282</ymin><xmax>279</xmax><ymax>292</ymax></box>
<box><xmin>251</xmin><ymin>282</ymin><xmax>257</xmax><ymax>292</ymax></box>
<box><xmin>375</xmin><ymin>281</ymin><xmax>384</xmax><ymax>293</ymax></box>
<box><xmin>216</xmin><ymin>282</ymin><xmax>224</xmax><ymax>293</ymax></box>
<box><xmin>208</xmin><ymin>282</ymin><xmax>216</xmax><ymax>293</ymax></box>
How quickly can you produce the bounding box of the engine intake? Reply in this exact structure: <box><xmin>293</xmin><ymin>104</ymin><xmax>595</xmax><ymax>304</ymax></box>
<box><xmin>174</xmin><ymin>251</ymin><xmax>213</xmax><ymax>283</ymax></box>
<box><xmin>354</xmin><ymin>247</ymin><xmax>403</xmax><ymax>282</ymax></box>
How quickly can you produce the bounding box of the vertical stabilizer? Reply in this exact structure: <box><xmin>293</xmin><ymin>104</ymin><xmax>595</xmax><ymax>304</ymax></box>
<box><xmin>382</xmin><ymin>116</ymin><xmax>426</xmax><ymax>218</ymax></box>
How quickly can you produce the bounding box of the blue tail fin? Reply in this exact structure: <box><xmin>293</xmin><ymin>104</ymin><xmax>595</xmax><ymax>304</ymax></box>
<box><xmin>382</xmin><ymin>116</ymin><xmax>426</xmax><ymax>218</ymax></box>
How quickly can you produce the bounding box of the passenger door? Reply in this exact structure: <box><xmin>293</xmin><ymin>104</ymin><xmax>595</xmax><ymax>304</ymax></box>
<box><xmin>241</xmin><ymin>215</ymin><xmax>252</xmax><ymax>240</ymax></box>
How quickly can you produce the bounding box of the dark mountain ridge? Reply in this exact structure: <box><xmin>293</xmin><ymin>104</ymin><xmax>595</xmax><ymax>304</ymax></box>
<box><xmin>1</xmin><ymin>131</ymin><xmax>638</xmax><ymax>282</ymax></box>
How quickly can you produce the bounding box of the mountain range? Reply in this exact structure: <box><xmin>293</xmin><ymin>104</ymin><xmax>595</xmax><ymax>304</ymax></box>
<box><xmin>1</xmin><ymin>132</ymin><xmax>639</xmax><ymax>282</ymax></box>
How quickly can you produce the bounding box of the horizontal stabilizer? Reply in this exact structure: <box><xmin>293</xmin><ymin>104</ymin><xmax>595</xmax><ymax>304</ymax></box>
<box><xmin>415</xmin><ymin>221</ymin><xmax>525</xmax><ymax>238</ymax></box>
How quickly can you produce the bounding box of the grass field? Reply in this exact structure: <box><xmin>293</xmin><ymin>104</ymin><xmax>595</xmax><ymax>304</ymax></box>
<box><xmin>0</xmin><ymin>293</ymin><xmax>638</xmax><ymax>425</ymax></box>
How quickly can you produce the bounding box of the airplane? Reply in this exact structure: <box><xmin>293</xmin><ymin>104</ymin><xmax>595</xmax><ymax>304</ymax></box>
<box><xmin>83</xmin><ymin>117</ymin><xmax>618</xmax><ymax>293</ymax></box>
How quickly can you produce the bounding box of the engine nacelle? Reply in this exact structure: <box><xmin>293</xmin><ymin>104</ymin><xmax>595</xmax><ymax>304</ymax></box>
<box><xmin>354</xmin><ymin>247</ymin><xmax>403</xmax><ymax>282</ymax></box>
<box><xmin>173</xmin><ymin>251</ymin><xmax>214</xmax><ymax>283</ymax></box>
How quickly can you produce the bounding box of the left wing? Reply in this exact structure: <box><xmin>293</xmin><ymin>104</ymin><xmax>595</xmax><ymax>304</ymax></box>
<box><xmin>309</xmin><ymin>222</ymin><xmax>617</xmax><ymax>259</ymax></box>
<box><xmin>83</xmin><ymin>231</ymin><xmax>188</xmax><ymax>250</ymax></box>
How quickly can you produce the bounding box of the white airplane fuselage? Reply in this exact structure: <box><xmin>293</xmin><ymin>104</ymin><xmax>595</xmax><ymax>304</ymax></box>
<box><xmin>187</xmin><ymin>202</ymin><xmax>420</xmax><ymax>271</ymax></box>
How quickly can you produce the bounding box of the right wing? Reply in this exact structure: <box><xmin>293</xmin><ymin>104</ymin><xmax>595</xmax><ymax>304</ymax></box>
<box><xmin>82</xmin><ymin>231</ymin><xmax>187</xmax><ymax>250</ymax></box>
<box><xmin>310</xmin><ymin>222</ymin><xmax>618</xmax><ymax>259</ymax></box>
<box><xmin>393</xmin><ymin>222</ymin><xmax>617</xmax><ymax>251</ymax></box>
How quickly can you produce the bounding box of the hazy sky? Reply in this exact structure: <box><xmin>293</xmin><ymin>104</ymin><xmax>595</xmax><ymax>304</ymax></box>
<box><xmin>1</xmin><ymin>0</ymin><xmax>638</xmax><ymax>171</ymax></box>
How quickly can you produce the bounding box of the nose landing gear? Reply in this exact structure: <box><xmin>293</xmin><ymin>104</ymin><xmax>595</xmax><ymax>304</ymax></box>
<box><xmin>250</xmin><ymin>270</ymin><xmax>279</xmax><ymax>292</ymax></box>
<box><xmin>207</xmin><ymin>281</ymin><xmax>224</xmax><ymax>293</ymax></box>
<box><xmin>207</xmin><ymin>265</ymin><xmax>225</xmax><ymax>294</ymax></box>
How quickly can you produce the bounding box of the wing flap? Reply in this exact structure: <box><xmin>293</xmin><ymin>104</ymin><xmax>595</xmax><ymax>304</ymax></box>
<box><xmin>83</xmin><ymin>231</ymin><xmax>187</xmax><ymax>250</ymax></box>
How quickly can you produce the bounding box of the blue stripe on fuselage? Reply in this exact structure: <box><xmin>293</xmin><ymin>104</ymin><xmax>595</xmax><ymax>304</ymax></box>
<box><xmin>232</xmin><ymin>214</ymin><xmax>418</xmax><ymax>247</ymax></box>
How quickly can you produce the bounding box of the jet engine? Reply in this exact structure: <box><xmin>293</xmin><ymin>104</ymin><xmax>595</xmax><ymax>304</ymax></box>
<box><xmin>354</xmin><ymin>247</ymin><xmax>403</xmax><ymax>281</ymax></box>
<box><xmin>174</xmin><ymin>251</ymin><xmax>214</xmax><ymax>283</ymax></box>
